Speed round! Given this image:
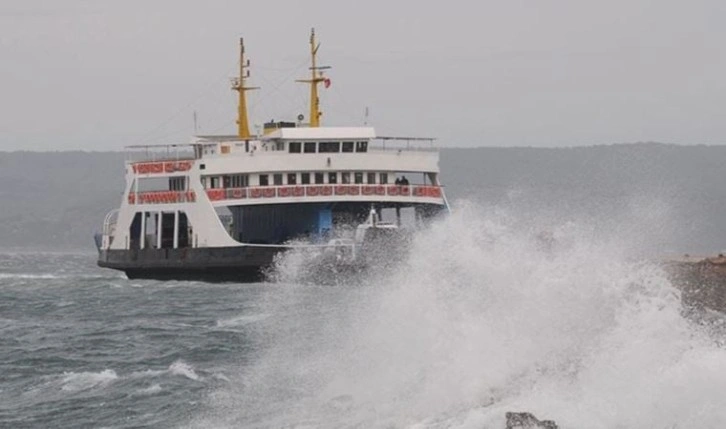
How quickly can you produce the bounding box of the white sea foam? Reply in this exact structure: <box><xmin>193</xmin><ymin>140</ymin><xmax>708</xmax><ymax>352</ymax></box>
<box><xmin>60</xmin><ymin>369</ymin><xmax>118</xmax><ymax>392</ymax></box>
<box><xmin>215</xmin><ymin>313</ymin><xmax>270</xmax><ymax>328</ymax></box>
<box><xmin>136</xmin><ymin>383</ymin><xmax>163</xmax><ymax>396</ymax></box>
<box><xmin>0</xmin><ymin>273</ymin><xmax>61</xmax><ymax>280</ymax></box>
<box><xmin>169</xmin><ymin>361</ymin><xmax>200</xmax><ymax>381</ymax></box>
<box><xmin>192</xmin><ymin>201</ymin><xmax>726</xmax><ymax>428</ymax></box>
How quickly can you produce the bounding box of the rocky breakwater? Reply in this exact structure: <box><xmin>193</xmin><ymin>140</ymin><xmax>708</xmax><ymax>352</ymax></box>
<box><xmin>664</xmin><ymin>254</ymin><xmax>726</xmax><ymax>312</ymax></box>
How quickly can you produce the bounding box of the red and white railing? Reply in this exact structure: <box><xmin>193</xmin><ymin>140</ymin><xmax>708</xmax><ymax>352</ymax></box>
<box><xmin>128</xmin><ymin>185</ymin><xmax>443</xmax><ymax>205</ymax></box>
<box><xmin>205</xmin><ymin>184</ymin><xmax>443</xmax><ymax>201</ymax></box>
<box><xmin>131</xmin><ymin>160</ymin><xmax>194</xmax><ymax>174</ymax></box>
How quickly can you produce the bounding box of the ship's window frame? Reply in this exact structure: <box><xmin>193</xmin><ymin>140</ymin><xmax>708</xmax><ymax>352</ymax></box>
<box><xmin>273</xmin><ymin>173</ymin><xmax>283</xmax><ymax>186</ymax></box>
<box><xmin>304</xmin><ymin>142</ymin><xmax>316</xmax><ymax>153</ymax></box>
<box><xmin>380</xmin><ymin>172</ymin><xmax>388</xmax><ymax>184</ymax></box>
<box><xmin>301</xmin><ymin>172</ymin><xmax>311</xmax><ymax>184</ymax></box>
<box><xmin>341</xmin><ymin>172</ymin><xmax>351</xmax><ymax>184</ymax></box>
<box><xmin>230</xmin><ymin>174</ymin><xmax>248</xmax><ymax>188</ymax></box>
<box><xmin>314</xmin><ymin>172</ymin><xmax>324</xmax><ymax>184</ymax></box>
<box><xmin>342</xmin><ymin>141</ymin><xmax>354</xmax><ymax>153</ymax></box>
<box><xmin>169</xmin><ymin>176</ymin><xmax>186</xmax><ymax>191</ymax></box>
<box><xmin>289</xmin><ymin>142</ymin><xmax>301</xmax><ymax>153</ymax></box>
<box><xmin>367</xmin><ymin>172</ymin><xmax>376</xmax><ymax>184</ymax></box>
<box><xmin>354</xmin><ymin>172</ymin><xmax>363</xmax><ymax>184</ymax></box>
<box><xmin>259</xmin><ymin>174</ymin><xmax>269</xmax><ymax>186</ymax></box>
<box><xmin>355</xmin><ymin>141</ymin><xmax>368</xmax><ymax>153</ymax></box>
<box><xmin>287</xmin><ymin>173</ymin><xmax>297</xmax><ymax>185</ymax></box>
<box><xmin>328</xmin><ymin>172</ymin><xmax>338</xmax><ymax>184</ymax></box>
<box><xmin>319</xmin><ymin>141</ymin><xmax>340</xmax><ymax>153</ymax></box>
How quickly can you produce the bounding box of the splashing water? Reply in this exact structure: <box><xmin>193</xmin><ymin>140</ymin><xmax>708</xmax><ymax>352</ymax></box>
<box><xmin>190</xmin><ymin>202</ymin><xmax>726</xmax><ymax>429</ymax></box>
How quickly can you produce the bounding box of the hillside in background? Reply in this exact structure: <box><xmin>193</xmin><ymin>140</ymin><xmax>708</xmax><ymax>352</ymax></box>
<box><xmin>1</xmin><ymin>144</ymin><xmax>725</xmax><ymax>253</ymax></box>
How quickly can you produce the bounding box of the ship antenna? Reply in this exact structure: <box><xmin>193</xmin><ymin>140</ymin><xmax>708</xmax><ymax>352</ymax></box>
<box><xmin>296</xmin><ymin>28</ymin><xmax>330</xmax><ymax>128</ymax></box>
<box><xmin>231</xmin><ymin>37</ymin><xmax>259</xmax><ymax>139</ymax></box>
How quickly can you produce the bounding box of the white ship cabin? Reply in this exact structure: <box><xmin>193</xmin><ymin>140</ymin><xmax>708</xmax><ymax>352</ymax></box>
<box><xmin>100</xmin><ymin>30</ymin><xmax>448</xmax><ymax>253</ymax></box>
<box><xmin>110</xmin><ymin>125</ymin><xmax>447</xmax><ymax>251</ymax></box>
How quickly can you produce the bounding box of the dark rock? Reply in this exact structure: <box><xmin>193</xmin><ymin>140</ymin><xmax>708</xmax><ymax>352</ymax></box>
<box><xmin>505</xmin><ymin>411</ymin><xmax>559</xmax><ymax>429</ymax></box>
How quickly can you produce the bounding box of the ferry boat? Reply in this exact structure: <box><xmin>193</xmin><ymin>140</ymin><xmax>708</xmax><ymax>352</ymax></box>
<box><xmin>96</xmin><ymin>30</ymin><xmax>450</xmax><ymax>281</ymax></box>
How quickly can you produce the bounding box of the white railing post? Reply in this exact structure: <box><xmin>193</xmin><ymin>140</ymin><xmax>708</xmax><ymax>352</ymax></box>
<box><xmin>173</xmin><ymin>210</ymin><xmax>179</xmax><ymax>249</ymax></box>
<box><xmin>140</xmin><ymin>211</ymin><xmax>146</xmax><ymax>249</ymax></box>
<box><xmin>157</xmin><ymin>211</ymin><xmax>163</xmax><ymax>249</ymax></box>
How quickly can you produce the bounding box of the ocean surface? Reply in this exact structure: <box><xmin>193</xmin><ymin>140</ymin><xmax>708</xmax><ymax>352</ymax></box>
<box><xmin>3</xmin><ymin>205</ymin><xmax>726</xmax><ymax>428</ymax></box>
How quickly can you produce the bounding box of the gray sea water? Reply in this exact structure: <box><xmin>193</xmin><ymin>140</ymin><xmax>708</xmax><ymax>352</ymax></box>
<box><xmin>3</xmin><ymin>205</ymin><xmax>726</xmax><ymax>428</ymax></box>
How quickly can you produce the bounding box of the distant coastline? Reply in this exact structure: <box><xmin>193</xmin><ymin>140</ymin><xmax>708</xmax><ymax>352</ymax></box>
<box><xmin>2</xmin><ymin>143</ymin><xmax>726</xmax><ymax>253</ymax></box>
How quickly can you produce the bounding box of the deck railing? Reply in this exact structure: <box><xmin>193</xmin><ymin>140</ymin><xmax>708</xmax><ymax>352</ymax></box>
<box><xmin>128</xmin><ymin>185</ymin><xmax>443</xmax><ymax>204</ymax></box>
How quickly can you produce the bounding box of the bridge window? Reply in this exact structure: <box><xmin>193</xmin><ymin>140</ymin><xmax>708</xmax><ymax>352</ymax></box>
<box><xmin>273</xmin><ymin>174</ymin><xmax>283</xmax><ymax>185</ymax></box>
<box><xmin>169</xmin><ymin>177</ymin><xmax>186</xmax><ymax>191</ymax></box>
<box><xmin>319</xmin><ymin>141</ymin><xmax>340</xmax><ymax>153</ymax></box>
<box><xmin>289</xmin><ymin>142</ymin><xmax>301</xmax><ymax>153</ymax></box>
<box><xmin>314</xmin><ymin>172</ymin><xmax>324</xmax><ymax>184</ymax></box>
<box><xmin>355</xmin><ymin>141</ymin><xmax>368</xmax><ymax>152</ymax></box>
<box><xmin>301</xmin><ymin>172</ymin><xmax>311</xmax><ymax>184</ymax></box>
<box><xmin>341</xmin><ymin>172</ymin><xmax>351</xmax><ymax>184</ymax></box>
<box><xmin>230</xmin><ymin>174</ymin><xmax>248</xmax><ymax>188</ymax></box>
<box><xmin>380</xmin><ymin>173</ymin><xmax>388</xmax><ymax>184</ymax></box>
<box><xmin>354</xmin><ymin>172</ymin><xmax>363</xmax><ymax>184</ymax></box>
<box><xmin>367</xmin><ymin>172</ymin><xmax>376</xmax><ymax>184</ymax></box>
<box><xmin>328</xmin><ymin>172</ymin><xmax>338</xmax><ymax>184</ymax></box>
<box><xmin>342</xmin><ymin>141</ymin><xmax>354</xmax><ymax>152</ymax></box>
<box><xmin>287</xmin><ymin>173</ymin><xmax>297</xmax><ymax>185</ymax></box>
<box><xmin>259</xmin><ymin>174</ymin><xmax>269</xmax><ymax>186</ymax></box>
<box><xmin>304</xmin><ymin>142</ymin><xmax>316</xmax><ymax>153</ymax></box>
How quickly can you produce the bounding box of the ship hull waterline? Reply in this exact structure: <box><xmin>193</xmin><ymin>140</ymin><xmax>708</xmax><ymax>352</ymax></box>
<box><xmin>98</xmin><ymin>247</ymin><xmax>282</xmax><ymax>282</ymax></box>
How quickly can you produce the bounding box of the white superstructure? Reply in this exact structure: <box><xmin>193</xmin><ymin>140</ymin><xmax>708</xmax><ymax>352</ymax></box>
<box><xmin>97</xmin><ymin>29</ymin><xmax>449</xmax><ymax>281</ymax></box>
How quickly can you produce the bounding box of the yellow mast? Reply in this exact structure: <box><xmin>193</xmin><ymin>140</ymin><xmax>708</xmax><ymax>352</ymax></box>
<box><xmin>297</xmin><ymin>28</ymin><xmax>329</xmax><ymax>127</ymax></box>
<box><xmin>231</xmin><ymin>38</ymin><xmax>259</xmax><ymax>139</ymax></box>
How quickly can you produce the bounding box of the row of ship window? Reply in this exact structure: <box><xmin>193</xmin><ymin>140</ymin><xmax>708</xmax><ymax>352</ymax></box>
<box><xmin>205</xmin><ymin>172</ymin><xmax>391</xmax><ymax>189</ymax></box>
<box><xmin>287</xmin><ymin>141</ymin><xmax>368</xmax><ymax>154</ymax></box>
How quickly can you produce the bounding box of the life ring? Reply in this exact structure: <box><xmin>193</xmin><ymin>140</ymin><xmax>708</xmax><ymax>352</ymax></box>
<box><xmin>231</xmin><ymin>188</ymin><xmax>245</xmax><ymax>199</ymax></box>
<box><xmin>206</xmin><ymin>189</ymin><xmax>224</xmax><ymax>201</ymax></box>
<box><xmin>362</xmin><ymin>185</ymin><xmax>374</xmax><ymax>196</ymax></box>
<box><xmin>293</xmin><ymin>186</ymin><xmax>305</xmax><ymax>197</ymax></box>
<box><xmin>347</xmin><ymin>185</ymin><xmax>360</xmax><ymax>195</ymax></box>
<box><xmin>335</xmin><ymin>186</ymin><xmax>347</xmax><ymax>195</ymax></box>
<box><xmin>306</xmin><ymin>186</ymin><xmax>319</xmax><ymax>196</ymax></box>
<box><xmin>164</xmin><ymin>162</ymin><xmax>176</xmax><ymax>173</ymax></box>
<box><xmin>320</xmin><ymin>186</ymin><xmax>332</xmax><ymax>196</ymax></box>
<box><xmin>429</xmin><ymin>187</ymin><xmax>442</xmax><ymax>198</ymax></box>
<box><xmin>387</xmin><ymin>185</ymin><xmax>399</xmax><ymax>196</ymax></box>
<box><xmin>177</xmin><ymin>161</ymin><xmax>192</xmax><ymax>171</ymax></box>
<box><xmin>278</xmin><ymin>187</ymin><xmax>292</xmax><ymax>197</ymax></box>
<box><xmin>250</xmin><ymin>188</ymin><xmax>263</xmax><ymax>198</ymax></box>
<box><xmin>400</xmin><ymin>185</ymin><xmax>410</xmax><ymax>196</ymax></box>
<box><xmin>151</xmin><ymin>163</ymin><xmax>164</xmax><ymax>174</ymax></box>
<box><xmin>375</xmin><ymin>186</ymin><xmax>385</xmax><ymax>195</ymax></box>
<box><xmin>263</xmin><ymin>188</ymin><xmax>276</xmax><ymax>198</ymax></box>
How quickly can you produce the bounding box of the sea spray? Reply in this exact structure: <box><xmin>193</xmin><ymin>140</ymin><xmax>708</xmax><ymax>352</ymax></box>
<box><xmin>191</xmin><ymin>202</ymin><xmax>726</xmax><ymax>428</ymax></box>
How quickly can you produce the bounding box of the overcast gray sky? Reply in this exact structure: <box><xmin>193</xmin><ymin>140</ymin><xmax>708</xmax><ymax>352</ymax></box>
<box><xmin>1</xmin><ymin>0</ymin><xmax>725</xmax><ymax>150</ymax></box>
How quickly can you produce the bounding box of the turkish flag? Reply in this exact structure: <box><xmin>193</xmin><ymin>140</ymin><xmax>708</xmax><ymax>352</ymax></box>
<box><xmin>324</xmin><ymin>78</ymin><xmax>331</xmax><ymax>88</ymax></box>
